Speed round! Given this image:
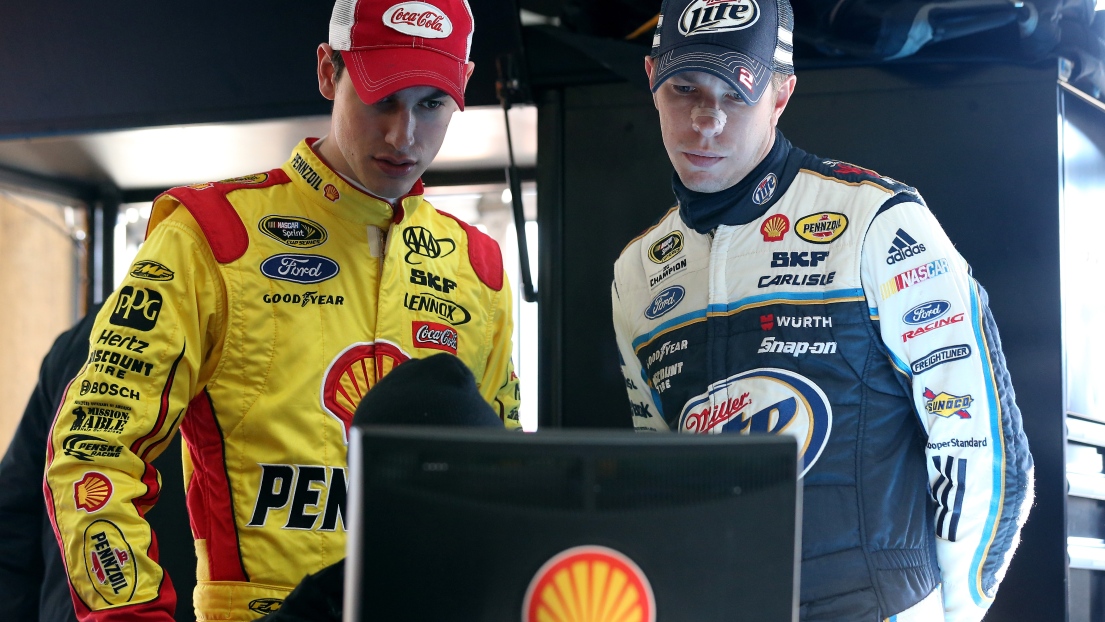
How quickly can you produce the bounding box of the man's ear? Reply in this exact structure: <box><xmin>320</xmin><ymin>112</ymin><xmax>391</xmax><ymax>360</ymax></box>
<box><xmin>644</xmin><ymin>55</ymin><xmax>658</xmax><ymax>109</ymax></box>
<box><xmin>770</xmin><ymin>74</ymin><xmax>797</xmax><ymax>127</ymax></box>
<box><xmin>462</xmin><ymin>61</ymin><xmax>476</xmax><ymax>89</ymax></box>
<box><xmin>317</xmin><ymin>43</ymin><xmax>338</xmax><ymax>101</ymax></box>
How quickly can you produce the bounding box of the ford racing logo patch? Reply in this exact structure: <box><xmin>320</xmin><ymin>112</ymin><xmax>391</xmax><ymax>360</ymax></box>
<box><xmin>645</xmin><ymin>286</ymin><xmax>685</xmax><ymax>320</ymax></box>
<box><xmin>677</xmin><ymin>368</ymin><xmax>832</xmax><ymax>476</ymax></box>
<box><xmin>260</xmin><ymin>254</ymin><xmax>339</xmax><ymax>284</ymax></box>
<box><xmin>902</xmin><ymin>300</ymin><xmax>950</xmax><ymax>326</ymax></box>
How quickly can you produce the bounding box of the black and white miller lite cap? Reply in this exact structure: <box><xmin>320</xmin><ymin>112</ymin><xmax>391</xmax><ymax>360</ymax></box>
<box><xmin>650</xmin><ymin>0</ymin><xmax>795</xmax><ymax>104</ymax></box>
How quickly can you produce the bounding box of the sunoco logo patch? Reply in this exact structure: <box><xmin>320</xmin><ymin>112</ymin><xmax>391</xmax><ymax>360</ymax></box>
<box><xmin>648</xmin><ymin>231</ymin><xmax>684</xmax><ymax>264</ymax></box>
<box><xmin>678</xmin><ymin>368</ymin><xmax>832</xmax><ymax>476</ymax></box>
<box><xmin>523</xmin><ymin>546</ymin><xmax>655</xmax><ymax>622</ymax></box>
<box><xmin>259</xmin><ymin>215</ymin><xmax>328</xmax><ymax>249</ymax></box>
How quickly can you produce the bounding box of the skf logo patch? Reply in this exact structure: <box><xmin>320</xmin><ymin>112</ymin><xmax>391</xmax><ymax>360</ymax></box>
<box><xmin>795</xmin><ymin>212</ymin><xmax>848</xmax><ymax>244</ymax></box>
<box><xmin>321</xmin><ymin>341</ymin><xmax>410</xmax><ymax>443</ymax></box>
<box><xmin>403</xmin><ymin>226</ymin><xmax>456</xmax><ymax>264</ymax></box>
<box><xmin>413</xmin><ymin>321</ymin><xmax>458</xmax><ymax>354</ymax></box>
<box><xmin>678</xmin><ymin>0</ymin><xmax>759</xmax><ymax>36</ymax></box>
<box><xmin>324</xmin><ymin>184</ymin><xmax>340</xmax><ymax>202</ymax></box>
<box><xmin>648</xmin><ymin>231</ymin><xmax>684</xmax><ymax>264</ymax></box>
<box><xmin>760</xmin><ymin>214</ymin><xmax>789</xmax><ymax>242</ymax></box>
<box><xmin>523</xmin><ymin>546</ymin><xmax>655</xmax><ymax>622</ymax></box>
<box><xmin>924</xmin><ymin>388</ymin><xmax>973</xmax><ymax>419</ymax></box>
<box><xmin>258</xmin><ymin>215</ymin><xmax>328</xmax><ymax>249</ymax></box>
<box><xmin>383</xmin><ymin>2</ymin><xmax>454</xmax><ymax>38</ymax></box>
<box><xmin>219</xmin><ymin>173</ymin><xmax>269</xmax><ymax>185</ymax></box>
<box><xmin>109</xmin><ymin>286</ymin><xmax>162</xmax><ymax>331</ymax></box>
<box><xmin>129</xmin><ymin>260</ymin><xmax>174</xmax><ymax>282</ymax></box>
<box><xmin>83</xmin><ymin>520</ymin><xmax>137</xmax><ymax>604</ymax></box>
<box><xmin>752</xmin><ymin>173</ymin><xmax>777</xmax><ymax>205</ymax></box>
<box><xmin>74</xmin><ymin>472</ymin><xmax>113</xmax><ymax>513</ymax></box>
<box><xmin>678</xmin><ymin>368</ymin><xmax>832</xmax><ymax>476</ymax></box>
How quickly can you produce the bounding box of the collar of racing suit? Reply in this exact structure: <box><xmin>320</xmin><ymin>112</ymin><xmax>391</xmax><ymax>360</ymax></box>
<box><xmin>674</xmin><ymin>130</ymin><xmax>805</xmax><ymax>234</ymax></box>
<box><xmin>286</xmin><ymin>138</ymin><xmax>426</xmax><ymax>228</ymax></box>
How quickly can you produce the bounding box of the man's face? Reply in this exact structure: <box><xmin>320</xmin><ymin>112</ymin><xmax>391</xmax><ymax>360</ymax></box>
<box><xmin>317</xmin><ymin>45</ymin><xmax>474</xmax><ymax>198</ymax></box>
<box><xmin>647</xmin><ymin>57</ymin><xmax>795</xmax><ymax>193</ymax></box>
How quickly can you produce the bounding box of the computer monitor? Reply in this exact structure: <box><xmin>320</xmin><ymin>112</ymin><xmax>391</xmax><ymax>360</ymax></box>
<box><xmin>344</xmin><ymin>427</ymin><xmax>801</xmax><ymax>622</ymax></box>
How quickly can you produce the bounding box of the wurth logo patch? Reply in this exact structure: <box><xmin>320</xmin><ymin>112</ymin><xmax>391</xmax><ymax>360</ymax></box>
<box><xmin>886</xmin><ymin>229</ymin><xmax>926</xmax><ymax>265</ymax></box>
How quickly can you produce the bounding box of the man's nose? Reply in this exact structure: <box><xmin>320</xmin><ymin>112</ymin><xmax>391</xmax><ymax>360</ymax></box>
<box><xmin>691</xmin><ymin>105</ymin><xmax>727</xmax><ymax>138</ymax></box>
<box><xmin>385</xmin><ymin>109</ymin><xmax>416</xmax><ymax>150</ymax></box>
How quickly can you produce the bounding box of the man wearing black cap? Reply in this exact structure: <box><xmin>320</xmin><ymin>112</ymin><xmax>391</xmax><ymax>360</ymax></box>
<box><xmin>612</xmin><ymin>0</ymin><xmax>1034</xmax><ymax>620</ymax></box>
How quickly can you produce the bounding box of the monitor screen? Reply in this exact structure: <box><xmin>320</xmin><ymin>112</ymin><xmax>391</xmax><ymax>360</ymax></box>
<box><xmin>344</xmin><ymin>427</ymin><xmax>801</xmax><ymax>622</ymax></box>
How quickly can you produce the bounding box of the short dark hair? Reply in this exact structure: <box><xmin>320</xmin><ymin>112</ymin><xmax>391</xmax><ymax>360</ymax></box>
<box><xmin>331</xmin><ymin>48</ymin><xmax>345</xmax><ymax>80</ymax></box>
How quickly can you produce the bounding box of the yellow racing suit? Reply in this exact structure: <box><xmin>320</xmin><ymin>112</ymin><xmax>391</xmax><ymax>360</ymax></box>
<box><xmin>44</xmin><ymin>139</ymin><xmax>521</xmax><ymax>621</ymax></box>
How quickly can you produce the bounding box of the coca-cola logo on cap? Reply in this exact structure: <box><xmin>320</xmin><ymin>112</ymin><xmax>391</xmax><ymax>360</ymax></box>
<box><xmin>383</xmin><ymin>2</ymin><xmax>453</xmax><ymax>38</ymax></box>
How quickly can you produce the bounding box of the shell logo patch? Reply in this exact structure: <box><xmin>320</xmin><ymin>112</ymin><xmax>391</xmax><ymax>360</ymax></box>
<box><xmin>523</xmin><ymin>545</ymin><xmax>655</xmax><ymax>622</ymax></box>
<box><xmin>321</xmin><ymin>341</ymin><xmax>410</xmax><ymax>443</ymax></box>
<box><xmin>74</xmin><ymin>472</ymin><xmax>113</xmax><ymax>513</ymax></box>
<box><xmin>795</xmin><ymin>212</ymin><xmax>848</xmax><ymax>244</ymax></box>
<box><xmin>760</xmin><ymin>214</ymin><xmax>789</xmax><ymax>242</ymax></box>
<box><xmin>324</xmin><ymin>183</ymin><xmax>340</xmax><ymax>202</ymax></box>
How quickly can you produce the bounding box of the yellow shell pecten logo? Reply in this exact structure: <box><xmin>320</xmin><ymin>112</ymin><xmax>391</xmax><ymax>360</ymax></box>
<box><xmin>320</xmin><ymin>341</ymin><xmax>410</xmax><ymax>443</ymax></box>
<box><xmin>523</xmin><ymin>545</ymin><xmax>655</xmax><ymax>622</ymax></box>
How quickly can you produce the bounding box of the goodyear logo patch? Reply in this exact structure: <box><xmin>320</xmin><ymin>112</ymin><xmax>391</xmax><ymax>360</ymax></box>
<box><xmin>259</xmin><ymin>215</ymin><xmax>328</xmax><ymax>249</ymax></box>
<box><xmin>795</xmin><ymin>212</ymin><xmax>848</xmax><ymax>244</ymax></box>
<box><xmin>523</xmin><ymin>545</ymin><xmax>655</xmax><ymax>622</ymax></box>
<box><xmin>648</xmin><ymin>231</ymin><xmax>684</xmax><ymax>264</ymax></box>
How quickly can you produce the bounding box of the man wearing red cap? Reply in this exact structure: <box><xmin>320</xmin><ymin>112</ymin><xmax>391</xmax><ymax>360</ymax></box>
<box><xmin>44</xmin><ymin>1</ymin><xmax>520</xmax><ymax>620</ymax></box>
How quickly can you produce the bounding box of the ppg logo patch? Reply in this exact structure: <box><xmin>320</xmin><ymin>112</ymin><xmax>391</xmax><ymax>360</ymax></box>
<box><xmin>677</xmin><ymin>368</ymin><xmax>833</xmax><ymax>476</ymax></box>
<box><xmin>109</xmin><ymin>286</ymin><xmax>162</xmax><ymax>331</ymax></box>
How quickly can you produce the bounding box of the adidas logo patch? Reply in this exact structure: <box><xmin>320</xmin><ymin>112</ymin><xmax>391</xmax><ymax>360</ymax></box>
<box><xmin>886</xmin><ymin>229</ymin><xmax>926</xmax><ymax>265</ymax></box>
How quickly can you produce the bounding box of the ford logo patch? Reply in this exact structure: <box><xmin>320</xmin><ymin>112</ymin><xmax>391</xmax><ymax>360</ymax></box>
<box><xmin>645</xmin><ymin>286</ymin><xmax>685</xmax><ymax>320</ymax></box>
<box><xmin>260</xmin><ymin>254</ymin><xmax>339</xmax><ymax>284</ymax></box>
<box><xmin>902</xmin><ymin>300</ymin><xmax>950</xmax><ymax>326</ymax></box>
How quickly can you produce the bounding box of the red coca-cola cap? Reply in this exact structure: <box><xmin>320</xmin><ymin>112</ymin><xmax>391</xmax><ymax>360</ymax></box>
<box><xmin>329</xmin><ymin>0</ymin><xmax>474</xmax><ymax>109</ymax></box>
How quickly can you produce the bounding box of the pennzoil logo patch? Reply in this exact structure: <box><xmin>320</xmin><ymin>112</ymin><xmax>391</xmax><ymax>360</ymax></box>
<box><xmin>523</xmin><ymin>545</ymin><xmax>656</xmax><ymax>622</ymax></box>
<box><xmin>129</xmin><ymin>260</ymin><xmax>174</xmax><ymax>282</ymax></box>
<box><xmin>648</xmin><ymin>231</ymin><xmax>684</xmax><ymax>264</ymax></box>
<box><xmin>795</xmin><ymin>212</ymin><xmax>848</xmax><ymax>244</ymax></box>
<box><xmin>258</xmin><ymin>215</ymin><xmax>328</xmax><ymax>249</ymax></box>
<box><xmin>83</xmin><ymin>520</ymin><xmax>137</xmax><ymax>605</ymax></box>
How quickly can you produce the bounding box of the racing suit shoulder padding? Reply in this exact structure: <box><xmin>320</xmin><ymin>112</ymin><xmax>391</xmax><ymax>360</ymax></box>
<box><xmin>434</xmin><ymin>209</ymin><xmax>504</xmax><ymax>291</ymax></box>
<box><xmin>147</xmin><ymin>168</ymin><xmax>292</xmax><ymax>264</ymax></box>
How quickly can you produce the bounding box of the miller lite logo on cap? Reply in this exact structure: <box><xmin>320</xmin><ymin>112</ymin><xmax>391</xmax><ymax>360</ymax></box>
<box><xmin>523</xmin><ymin>545</ymin><xmax>656</xmax><ymax>622</ymax></box>
<box><xmin>382</xmin><ymin>1</ymin><xmax>453</xmax><ymax>38</ymax></box>
<box><xmin>679</xmin><ymin>0</ymin><xmax>761</xmax><ymax>36</ymax></box>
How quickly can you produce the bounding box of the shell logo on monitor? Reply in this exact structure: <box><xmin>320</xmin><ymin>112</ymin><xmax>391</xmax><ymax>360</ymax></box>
<box><xmin>523</xmin><ymin>545</ymin><xmax>656</xmax><ymax>622</ymax></box>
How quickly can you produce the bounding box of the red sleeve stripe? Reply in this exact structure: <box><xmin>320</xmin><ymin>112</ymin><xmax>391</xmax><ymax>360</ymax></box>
<box><xmin>131</xmin><ymin>344</ymin><xmax>187</xmax><ymax>459</ymax></box>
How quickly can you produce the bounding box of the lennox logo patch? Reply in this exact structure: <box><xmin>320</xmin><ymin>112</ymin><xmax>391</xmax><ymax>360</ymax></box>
<box><xmin>383</xmin><ymin>2</ymin><xmax>453</xmax><ymax>38</ymax></box>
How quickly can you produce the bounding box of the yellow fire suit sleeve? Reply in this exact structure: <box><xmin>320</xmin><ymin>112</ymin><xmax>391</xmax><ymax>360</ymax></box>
<box><xmin>45</xmin><ymin>207</ymin><xmax>224</xmax><ymax>621</ymax></box>
<box><xmin>483</xmin><ymin>270</ymin><xmax>521</xmax><ymax>429</ymax></box>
